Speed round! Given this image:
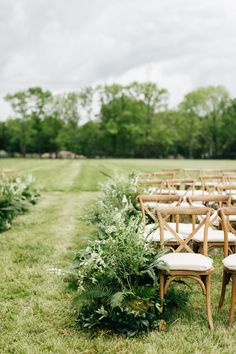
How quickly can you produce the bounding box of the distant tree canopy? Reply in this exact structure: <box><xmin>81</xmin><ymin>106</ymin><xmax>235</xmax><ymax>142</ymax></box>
<box><xmin>0</xmin><ymin>82</ymin><xmax>235</xmax><ymax>158</ymax></box>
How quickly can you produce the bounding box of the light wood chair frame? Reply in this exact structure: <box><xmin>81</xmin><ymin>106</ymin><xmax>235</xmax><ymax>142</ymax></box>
<box><xmin>187</xmin><ymin>195</ymin><xmax>233</xmax><ymax>253</ymax></box>
<box><xmin>218</xmin><ymin>207</ymin><xmax>236</xmax><ymax>327</ymax></box>
<box><xmin>217</xmin><ymin>184</ymin><xmax>236</xmax><ymax>204</ymax></box>
<box><xmin>138</xmin><ymin>194</ymin><xmax>183</xmax><ymax>247</ymax></box>
<box><xmin>138</xmin><ymin>194</ymin><xmax>182</xmax><ymax>221</ymax></box>
<box><xmin>136</xmin><ymin>179</ymin><xmax>171</xmax><ymax>195</ymax></box>
<box><xmin>165</xmin><ymin>178</ymin><xmax>196</xmax><ymax>197</ymax></box>
<box><xmin>137</xmin><ymin>171</ymin><xmax>176</xmax><ymax>180</ymax></box>
<box><xmin>222</xmin><ymin>173</ymin><xmax>236</xmax><ymax>184</ymax></box>
<box><xmin>156</xmin><ymin>206</ymin><xmax>214</xmax><ymax>329</ymax></box>
<box><xmin>199</xmin><ymin>175</ymin><xmax>224</xmax><ymax>194</ymax></box>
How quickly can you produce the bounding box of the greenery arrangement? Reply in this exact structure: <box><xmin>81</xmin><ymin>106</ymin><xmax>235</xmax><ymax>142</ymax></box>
<box><xmin>86</xmin><ymin>173</ymin><xmax>141</xmax><ymax>226</ymax></box>
<box><xmin>0</xmin><ymin>83</ymin><xmax>235</xmax><ymax>159</ymax></box>
<box><xmin>71</xmin><ymin>175</ymin><xmax>189</xmax><ymax>336</ymax></box>
<box><xmin>0</xmin><ymin>175</ymin><xmax>40</xmax><ymax>231</ymax></box>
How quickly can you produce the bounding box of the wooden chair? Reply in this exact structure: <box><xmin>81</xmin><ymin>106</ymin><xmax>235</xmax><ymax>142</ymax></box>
<box><xmin>137</xmin><ymin>171</ymin><xmax>176</xmax><ymax>180</ymax></box>
<box><xmin>218</xmin><ymin>207</ymin><xmax>236</xmax><ymax>327</ymax></box>
<box><xmin>199</xmin><ymin>175</ymin><xmax>224</xmax><ymax>194</ymax></box>
<box><xmin>138</xmin><ymin>194</ymin><xmax>184</xmax><ymax>247</ymax></box>
<box><xmin>222</xmin><ymin>173</ymin><xmax>236</xmax><ymax>184</ymax></box>
<box><xmin>156</xmin><ymin>206</ymin><xmax>214</xmax><ymax>329</ymax></box>
<box><xmin>187</xmin><ymin>195</ymin><xmax>233</xmax><ymax>253</ymax></box>
<box><xmin>161</xmin><ymin>168</ymin><xmax>182</xmax><ymax>176</ymax></box>
<box><xmin>138</xmin><ymin>194</ymin><xmax>182</xmax><ymax>213</ymax></box>
<box><xmin>217</xmin><ymin>184</ymin><xmax>236</xmax><ymax>205</ymax></box>
<box><xmin>136</xmin><ymin>179</ymin><xmax>170</xmax><ymax>195</ymax></box>
<box><xmin>165</xmin><ymin>178</ymin><xmax>196</xmax><ymax>197</ymax></box>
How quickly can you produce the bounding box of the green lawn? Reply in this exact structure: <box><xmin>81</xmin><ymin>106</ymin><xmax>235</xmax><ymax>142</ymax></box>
<box><xmin>1</xmin><ymin>159</ymin><xmax>236</xmax><ymax>354</ymax></box>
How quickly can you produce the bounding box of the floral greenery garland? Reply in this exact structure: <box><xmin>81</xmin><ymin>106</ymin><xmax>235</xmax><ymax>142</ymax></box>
<box><xmin>0</xmin><ymin>175</ymin><xmax>40</xmax><ymax>231</ymax></box>
<box><xmin>71</xmin><ymin>174</ymin><xmax>172</xmax><ymax>336</ymax></box>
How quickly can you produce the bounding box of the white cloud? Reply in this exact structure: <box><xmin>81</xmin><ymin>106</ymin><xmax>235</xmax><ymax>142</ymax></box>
<box><xmin>1</xmin><ymin>0</ymin><xmax>236</xmax><ymax>119</ymax></box>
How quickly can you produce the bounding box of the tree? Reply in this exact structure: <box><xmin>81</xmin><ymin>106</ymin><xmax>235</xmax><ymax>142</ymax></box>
<box><xmin>4</xmin><ymin>87</ymin><xmax>52</xmax><ymax>155</ymax></box>
<box><xmin>100</xmin><ymin>95</ymin><xmax>147</xmax><ymax>157</ymax></box>
<box><xmin>220</xmin><ymin>99</ymin><xmax>236</xmax><ymax>157</ymax></box>
<box><xmin>179</xmin><ymin>86</ymin><xmax>230</xmax><ymax>157</ymax></box>
<box><xmin>126</xmin><ymin>82</ymin><xmax>169</xmax><ymax>157</ymax></box>
<box><xmin>78</xmin><ymin>86</ymin><xmax>95</xmax><ymax>121</ymax></box>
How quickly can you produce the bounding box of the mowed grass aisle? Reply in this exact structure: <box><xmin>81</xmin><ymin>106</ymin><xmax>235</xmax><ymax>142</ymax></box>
<box><xmin>1</xmin><ymin>159</ymin><xmax>236</xmax><ymax>353</ymax></box>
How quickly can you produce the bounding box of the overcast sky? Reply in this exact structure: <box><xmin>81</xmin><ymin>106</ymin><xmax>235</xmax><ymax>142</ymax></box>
<box><xmin>1</xmin><ymin>0</ymin><xmax>236</xmax><ymax>119</ymax></box>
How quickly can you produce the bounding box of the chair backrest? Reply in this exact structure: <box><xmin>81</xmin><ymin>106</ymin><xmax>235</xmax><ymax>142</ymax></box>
<box><xmin>156</xmin><ymin>206</ymin><xmax>213</xmax><ymax>255</ymax></box>
<box><xmin>218</xmin><ymin>207</ymin><xmax>236</xmax><ymax>257</ymax></box>
<box><xmin>138</xmin><ymin>194</ymin><xmax>182</xmax><ymax>220</ymax></box>
<box><xmin>199</xmin><ymin>174</ymin><xmax>223</xmax><ymax>181</ymax></box>
<box><xmin>137</xmin><ymin>179</ymin><xmax>177</xmax><ymax>196</ymax></box>
<box><xmin>222</xmin><ymin>173</ymin><xmax>236</xmax><ymax>183</ymax></box>
<box><xmin>187</xmin><ymin>194</ymin><xmax>232</xmax><ymax>229</ymax></box>
<box><xmin>165</xmin><ymin>178</ymin><xmax>196</xmax><ymax>196</ymax></box>
<box><xmin>217</xmin><ymin>184</ymin><xmax>236</xmax><ymax>195</ymax></box>
<box><xmin>187</xmin><ymin>194</ymin><xmax>231</xmax><ymax>206</ymax></box>
<box><xmin>199</xmin><ymin>175</ymin><xmax>224</xmax><ymax>192</ymax></box>
<box><xmin>137</xmin><ymin>171</ymin><xmax>176</xmax><ymax>180</ymax></box>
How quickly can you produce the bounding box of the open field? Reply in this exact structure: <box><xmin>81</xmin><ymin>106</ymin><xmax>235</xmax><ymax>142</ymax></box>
<box><xmin>1</xmin><ymin>159</ymin><xmax>236</xmax><ymax>354</ymax></box>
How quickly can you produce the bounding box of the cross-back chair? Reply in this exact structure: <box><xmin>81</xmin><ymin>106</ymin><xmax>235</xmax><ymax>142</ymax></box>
<box><xmin>137</xmin><ymin>171</ymin><xmax>176</xmax><ymax>180</ymax></box>
<box><xmin>138</xmin><ymin>194</ymin><xmax>182</xmax><ymax>219</ymax></box>
<box><xmin>218</xmin><ymin>207</ymin><xmax>236</xmax><ymax>327</ymax></box>
<box><xmin>161</xmin><ymin>168</ymin><xmax>182</xmax><ymax>176</ymax></box>
<box><xmin>165</xmin><ymin>178</ymin><xmax>196</xmax><ymax>197</ymax></box>
<box><xmin>138</xmin><ymin>194</ymin><xmax>184</xmax><ymax>247</ymax></box>
<box><xmin>222</xmin><ymin>173</ymin><xmax>236</xmax><ymax>184</ymax></box>
<box><xmin>156</xmin><ymin>206</ymin><xmax>214</xmax><ymax>329</ymax></box>
<box><xmin>217</xmin><ymin>184</ymin><xmax>236</xmax><ymax>204</ymax></box>
<box><xmin>186</xmin><ymin>195</ymin><xmax>233</xmax><ymax>253</ymax></box>
<box><xmin>199</xmin><ymin>175</ymin><xmax>224</xmax><ymax>194</ymax></box>
<box><xmin>136</xmin><ymin>179</ymin><xmax>170</xmax><ymax>195</ymax></box>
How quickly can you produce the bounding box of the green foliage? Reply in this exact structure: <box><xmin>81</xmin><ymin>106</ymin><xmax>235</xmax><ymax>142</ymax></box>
<box><xmin>0</xmin><ymin>175</ymin><xmax>40</xmax><ymax>231</ymax></box>
<box><xmin>86</xmin><ymin>173</ymin><xmax>141</xmax><ymax>226</ymax></box>
<box><xmin>73</xmin><ymin>214</ymin><xmax>168</xmax><ymax>335</ymax></box>
<box><xmin>2</xmin><ymin>83</ymin><xmax>235</xmax><ymax>158</ymax></box>
<box><xmin>71</xmin><ymin>175</ymin><xmax>171</xmax><ymax>335</ymax></box>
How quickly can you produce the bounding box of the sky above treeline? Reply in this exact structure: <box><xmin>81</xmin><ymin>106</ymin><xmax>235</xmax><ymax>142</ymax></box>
<box><xmin>1</xmin><ymin>0</ymin><xmax>236</xmax><ymax>119</ymax></box>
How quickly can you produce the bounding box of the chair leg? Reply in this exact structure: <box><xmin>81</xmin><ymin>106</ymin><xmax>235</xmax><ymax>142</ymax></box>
<box><xmin>205</xmin><ymin>274</ymin><xmax>214</xmax><ymax>330</ymax></box>
<box><xmin>219</xmin><ymin>269</ymin><xmax>231</xmax><ymax>309</ymax></box>
<box><xmin>193</xmin><ymin>242</ymin><xmax>200</xmax><ymax>253</ymax></box>
<box><xmin>228</xmin><ymin>274</ymin><xmax>236</xmax><ymax>328</ymax></box>
<box><xmin>159</xmin><ymin>273</ymin><xmax>165</xmax><ymax>313</ymax></box>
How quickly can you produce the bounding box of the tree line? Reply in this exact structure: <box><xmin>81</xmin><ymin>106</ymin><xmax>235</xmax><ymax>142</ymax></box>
<box><xmin>0</xmin><ymin>82</ymin><xmax>235</xmax><ymax>158</ymax></box>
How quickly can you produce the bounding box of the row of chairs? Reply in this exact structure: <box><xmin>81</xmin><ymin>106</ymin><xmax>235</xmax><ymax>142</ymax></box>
<box><xmin>136</xmin><ymin>193</ymin><xmax>236</xmax><ymax>329</ymax></box>
<box><xmin>137</xmin><ymin>170</ymin><xmax>236</xmax><ymax>181</ymax></box>
<box><xmin>137</xmin><ymin>176</ymin><xmax>236</xmax><ymax>202</ymax></box>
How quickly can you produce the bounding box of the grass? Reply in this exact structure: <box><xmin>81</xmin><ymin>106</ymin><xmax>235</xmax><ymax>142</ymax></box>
<box><xmin>0</xmin><ymin>158</ymin><xmax>236</xmax><ymax>353</ymax></box>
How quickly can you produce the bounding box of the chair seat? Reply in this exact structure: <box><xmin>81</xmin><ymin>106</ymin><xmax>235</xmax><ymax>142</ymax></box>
<box><xmin>223</xmin><ymin>254</ymin><xmax>236</xmax><ymax>270</ymax></box>
<box><xmin>191</xmin><ymin>190</ymin><xmax>211</xmax><ymax>196</ymax></box>
<box><xmin>145</xmin><ymin>187</ymin><xmax>170</xmax><ymax>194</ymax></box>
<box><xmin>144</xmin><ymin>223</ymin><xmax>184</xmax><ymax>242</ymax></box>
<box><xmin>205</xmin><ymin>182</ymin><xmax>219</xmax><ymax>187</ymax></box>
<box><xmin>158</xmin><ymin>253</ymin><xmax>213</xmax><ymax>271</ymax></box>
<box><xmin>175</xmin><ymin>190</ymin><xmax>189</xmax><ymax>196</ymax></box>
<box><xmin>229</xmin><ymin>215</ymin><xmax>236</xmax><ymax>221</ymax></box>
<box><xmin>167</xmin><ymin>222</ymin><xmax>193</xmax><ymax>237</ymax></box>
<box><xmin>143</xmin><ymin>202</ymin><xmax>176</xmax><ymax>208</ymax></box>
<box><xmin>192</xmin><ymin>229</ymin><xmax>236</xmax><ymax>243</ymax></box>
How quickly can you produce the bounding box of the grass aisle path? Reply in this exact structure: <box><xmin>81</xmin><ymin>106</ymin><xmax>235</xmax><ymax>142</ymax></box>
<box><xmin>0</xmin><ymin>160</ymin><xmax>98</xmax><ymax>353</ymax></box>
<box><xmin>0</xmin><ymin>190</ymin><xmax>96</xmax><ymax>353</ymax></box>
